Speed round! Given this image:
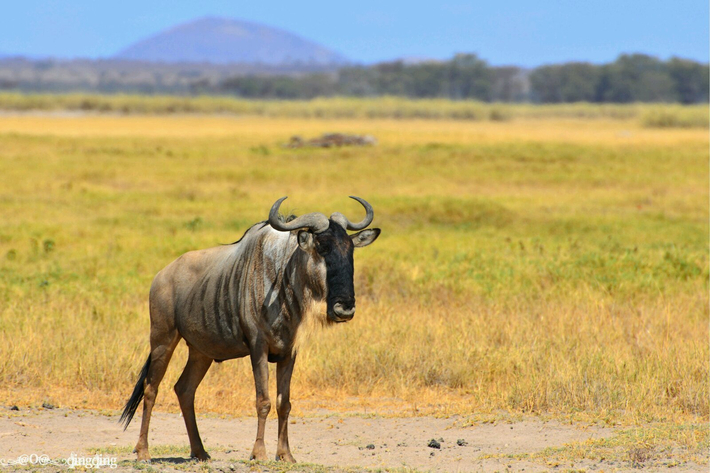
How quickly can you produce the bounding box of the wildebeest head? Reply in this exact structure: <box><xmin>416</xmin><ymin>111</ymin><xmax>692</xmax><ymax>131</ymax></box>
<box><xmin>269</xmin><ymin>196</ymin><xmax>380</xmax><ymax>323</ymax></box>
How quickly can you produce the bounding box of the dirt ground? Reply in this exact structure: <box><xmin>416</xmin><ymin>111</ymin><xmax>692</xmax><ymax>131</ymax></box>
<box><xmin>0</xmin><ymin>407</ymin><xmax>703</xmax><ymax>472</ymax></box>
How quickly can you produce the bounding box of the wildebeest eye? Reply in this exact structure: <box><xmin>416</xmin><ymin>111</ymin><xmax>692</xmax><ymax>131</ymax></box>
<box><xmin>315</xmin><ymin>241</ymin><xmax>332</xmax><ymax>255</ymax></box>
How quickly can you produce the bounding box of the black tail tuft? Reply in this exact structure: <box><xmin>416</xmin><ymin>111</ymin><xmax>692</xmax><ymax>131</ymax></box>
<box><xmin>119</xmin><ymin>354</ymin><xmax>151</xmax><ymax>430</ymax></box>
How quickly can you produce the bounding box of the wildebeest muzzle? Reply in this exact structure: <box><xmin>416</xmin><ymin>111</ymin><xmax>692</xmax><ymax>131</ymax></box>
<box><xmin>330</xmin><ymin>297</ymin><xmax>356</xmax><ymax>322</ymax></box>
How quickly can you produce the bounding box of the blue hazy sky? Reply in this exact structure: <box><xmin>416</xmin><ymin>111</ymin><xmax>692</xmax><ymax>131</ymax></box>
<box><xmin>0</xmin><ymin>0</ymin><xmax>707</xmax><ymax>66</ymax></box>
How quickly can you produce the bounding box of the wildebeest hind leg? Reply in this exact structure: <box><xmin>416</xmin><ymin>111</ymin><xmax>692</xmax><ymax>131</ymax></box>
<box><xmin>134</xmin><ymin>332</ymin><xmax>180</xmax><ymax>461</ymax></box>
<box><xmin>174</xmin><ymin>346</ymin><xmax>213</xmax><ymax>461</ymax></box>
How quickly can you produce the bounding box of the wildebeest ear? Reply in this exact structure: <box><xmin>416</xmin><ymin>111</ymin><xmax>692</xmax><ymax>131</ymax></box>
<box><xmin>351</xmin><ymin>228</ymin><xmax>380</xmax><ymax>248</ymax></box>
<box><xmin>297</xmin><ymin>230</ymin><xmax>315</xmax><ymax>250</ymax></box>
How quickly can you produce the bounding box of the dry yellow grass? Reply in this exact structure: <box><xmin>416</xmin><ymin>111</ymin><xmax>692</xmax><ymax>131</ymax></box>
<box><xmin>0</xmin><ymin>112</ymin><xmax>706</xmax><ymax>441</ymax></box>
<box><xmin>0</xmin><ymin>114</ymin><xmax>704</xmax><ymax>144</ymax></box>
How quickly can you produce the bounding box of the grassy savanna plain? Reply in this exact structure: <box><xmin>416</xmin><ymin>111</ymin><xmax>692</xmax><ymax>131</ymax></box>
<box><xmin>0</xmin><ymin>101</ymin><xmax>707</xmax><ymax>468</ymax></box>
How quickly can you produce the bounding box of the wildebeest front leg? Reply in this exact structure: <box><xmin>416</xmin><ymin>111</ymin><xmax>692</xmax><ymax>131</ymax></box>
<box><xmin>275</xmin><ymin>355</ymin><xmax>297</xmax><ymax>462</ymax></box>
<box><xmin>249</xmin><ymin>347</ymin><xmax>270</xmax><ymax>461</ymax></box>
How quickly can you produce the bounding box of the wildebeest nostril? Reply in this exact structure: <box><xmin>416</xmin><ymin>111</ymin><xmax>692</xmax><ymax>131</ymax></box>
<box><xmin>333</xmin><ymin>302</ymin><xmax>355</xmax><ymax>319</ymax></box>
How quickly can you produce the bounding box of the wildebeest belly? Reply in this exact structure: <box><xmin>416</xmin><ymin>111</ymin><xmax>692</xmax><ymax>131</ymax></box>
<box><xmin>177</xmin><ymin>313</ymin><xmax>251</xmax><ymax>360</ymax></box>
<box><xmin>177</xmin><ymin>310</ymin><xmax>293</xmax><ymax>362</ymax></box>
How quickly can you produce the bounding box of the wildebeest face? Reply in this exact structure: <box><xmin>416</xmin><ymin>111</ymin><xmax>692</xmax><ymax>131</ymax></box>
<box><xmin>298</xmin><ymin>221</ymin><xmax>380</xmax><ymax>323</ymax></box>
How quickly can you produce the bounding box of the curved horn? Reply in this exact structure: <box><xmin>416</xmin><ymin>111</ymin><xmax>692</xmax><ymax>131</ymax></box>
<box><xmin>268</xmin><ymin>196</ymin><xmax>330</xmax><ymax>233</ymax></box>
<box><xmin>330</xmin><ymin>196</ymin><xmax>374</xmax><ymax>231</ymax></box>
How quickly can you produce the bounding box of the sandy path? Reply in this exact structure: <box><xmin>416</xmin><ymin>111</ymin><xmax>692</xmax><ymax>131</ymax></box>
<box><xmin>0</xmin><ymin>407</ymin><xmax>699</xmax><ymax>472</ymax></box>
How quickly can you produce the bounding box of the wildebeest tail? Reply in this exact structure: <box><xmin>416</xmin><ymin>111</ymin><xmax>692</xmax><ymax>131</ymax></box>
<box><xmin>119</xmin><ymin>354</ymin><xmax>151</xmax><ymax>430</ymax></box>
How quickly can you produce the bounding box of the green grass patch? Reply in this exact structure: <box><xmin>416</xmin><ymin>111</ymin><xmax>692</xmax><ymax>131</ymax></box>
<box><xmin>0</xmin><ymin>93</ymin><xmax>707</xmax><ymax>126</ymax></box>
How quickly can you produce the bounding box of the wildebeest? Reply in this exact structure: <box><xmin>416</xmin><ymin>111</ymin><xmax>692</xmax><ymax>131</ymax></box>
<box><xmin>119</xmin><ymin>196</ymin><xmax>380</xmax><ymax>463</ymax></box>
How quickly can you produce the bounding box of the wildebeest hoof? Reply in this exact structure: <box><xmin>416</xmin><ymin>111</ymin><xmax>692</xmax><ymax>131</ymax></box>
<box><xmin>276</xmin><ymin>452</ymin><xmax>296</xmax><ymax>463</ymax></box>
<box><xmin>191</xmin><ymin>451</ymin><xmax>211</xmax><ymax>461</ymax></box>
<box><xmin>135</xmin><ymin>449</ymin><xmax>151</xmax><ymax>462</ymax></box>
<box><xmin>249</xmin><ymin>448</ymin><xmax>268</xmax><ymax>461</ymax></box>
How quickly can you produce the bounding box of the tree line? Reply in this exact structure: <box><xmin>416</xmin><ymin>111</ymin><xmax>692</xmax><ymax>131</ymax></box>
<box><xmin>215</xmin><ymin>54</ymin><xmax>707</xmax><ymax>103</ymax></box>
<box><xmin>0</xmin><ymin>53</ymin><xmax>706</xmax><ymax>103</ymax></box>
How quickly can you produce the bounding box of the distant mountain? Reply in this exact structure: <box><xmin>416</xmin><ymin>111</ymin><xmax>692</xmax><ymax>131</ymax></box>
<box><xmin>115</xmin><ymin>17</ymin><xmax>349</xmax><ymax>66</ymax></box>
